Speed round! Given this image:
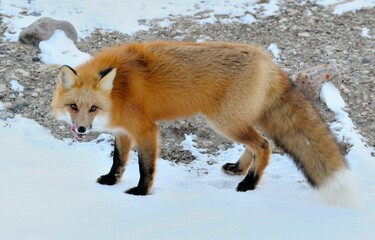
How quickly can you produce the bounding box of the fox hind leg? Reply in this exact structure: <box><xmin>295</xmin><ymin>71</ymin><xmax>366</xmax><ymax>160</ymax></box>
<box><xmin>238</xmin><ymin>130</ymin><xmax>270</xmax><ymax>191</ymax></box>
<box><xmin>223</xmin><ymin>127</ymin><xmax>271</xmax><ymax>191</ymax></box>
<box><xmin>222</xmin><ymin>149</ymin><xmax>253</xmax><ymax>175</ymax></box>
<box><xmin>97</xmin><ymin>134</ymin><xmax>132</xmax><ymax>185</ymax></box>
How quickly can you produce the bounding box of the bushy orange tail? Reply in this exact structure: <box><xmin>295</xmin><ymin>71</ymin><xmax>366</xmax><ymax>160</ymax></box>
<box><xmin>259</xmin><ymin>86</ymin><xmax>346</xmax><ymax>187</ymax></box>
<box><xmin>259</xmin><ymin>86</ymin><xmax>361</xmax><ymax>206</ymax></box>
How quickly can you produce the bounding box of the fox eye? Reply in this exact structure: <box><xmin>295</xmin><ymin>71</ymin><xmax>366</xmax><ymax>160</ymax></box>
<box><xmin>89</xmin><ymin>105</ymin><xmax>97</xmax><ymax>112</ymax></box>
<box><xmin>70</xmin><ymin>104</ymin><xmax>78</xmax><ymax>111</ymax></box>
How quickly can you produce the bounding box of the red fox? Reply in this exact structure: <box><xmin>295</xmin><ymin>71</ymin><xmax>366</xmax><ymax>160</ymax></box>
<box><xmin>52</xmin><ymin>41</ymin><xmax>358</xmax><ymax>205</ymax></box>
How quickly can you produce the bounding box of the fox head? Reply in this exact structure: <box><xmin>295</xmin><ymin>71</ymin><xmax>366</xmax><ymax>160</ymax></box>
<box><xmin>52</xmin><ymin>65</ymin><xmax>116</xmax><ymax>141</ymax></box>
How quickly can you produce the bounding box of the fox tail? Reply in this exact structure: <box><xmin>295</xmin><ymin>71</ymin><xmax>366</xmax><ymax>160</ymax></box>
<box><xmin>259</xmin><ymin>84</ymin><xmax>361</xmax><ymax>207</ymax></box>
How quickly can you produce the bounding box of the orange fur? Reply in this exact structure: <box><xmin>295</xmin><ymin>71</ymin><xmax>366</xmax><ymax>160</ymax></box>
<box><xmin>52</xmin><ymin>41</ymin><xmax>347</xmax><ymax>196</ymax></box>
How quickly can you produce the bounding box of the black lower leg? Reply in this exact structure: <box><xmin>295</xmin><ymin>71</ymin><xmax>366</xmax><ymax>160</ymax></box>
<box><xmin>126</xmin><ymin>150</ymin><xmax>154</xmax><ymax>196</ymax></box>
<box><xmin>97</xmin><ymin>141</ymin><xmax>125</xmax><ymax>185</ymax></box>
<box><xmin>237</xmin><ymin>170</ymin><xmax>259</xmax><ymax>192</ymax></box>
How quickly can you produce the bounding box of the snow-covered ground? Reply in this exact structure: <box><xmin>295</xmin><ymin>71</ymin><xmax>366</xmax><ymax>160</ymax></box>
<box><xmin>313</xmin><ymin>0</ymin><xmax>375</xmax><ymax>14</ymax></box>
<box><xmin>1</xmin><ymin>0</ymin><xmax>280</xmax><ymax>41</ymax></box>
<box><xmin>1</xmin><ymin>113</ymin><xmax>374</xmax><ymax>240</ymax></box>
<box><xmin>1</xmin><ymin>0</ymin><xmax>375</xmax><ymax>239</ymax></box>
<box><xmin>3</xmin><ymin>0</ymin><xmax>374</xmax><ymax>41</ymax></box>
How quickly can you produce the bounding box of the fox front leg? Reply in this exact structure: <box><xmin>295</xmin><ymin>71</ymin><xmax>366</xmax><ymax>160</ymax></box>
<box><xmin>125</xmin><ymin>126</ymin><xmax>158</xmax><ymax>196</ymax></box>
<box><xmin>97</xmin><ymin>134</ymin><xmax>132</xmax><ymax>185</ymax></box>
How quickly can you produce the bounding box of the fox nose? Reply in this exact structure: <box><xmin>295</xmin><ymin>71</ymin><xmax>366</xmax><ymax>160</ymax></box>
<box><xmin>77</xmin><ymin>126</ymin><xmax>86</xmax><ymax>133</ymax></box>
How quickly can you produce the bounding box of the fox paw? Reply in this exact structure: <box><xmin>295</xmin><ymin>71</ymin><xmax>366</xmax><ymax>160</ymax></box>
<box><xmin>125</xmin><ymin>186</ymin><xmax>148</xmax><ymax>196</ymax></box>
<box><xmin>237</xmin><ymin>181</ymin><xmax>257</xmax><ymax>192</ymax></box>
<box><xmin>222</xmin><ymin>162</ymin><xmax>243</xmax><ymax>175</ymax></box>
<box><xmin>236</xmin><ymin>172</ymin><xmax>259</xmax><ymax>192</ymax></box>
<box><xmin>97</xmin><ymin>174</ymin><xmax>118</xmax><ymax>185</ymax></box>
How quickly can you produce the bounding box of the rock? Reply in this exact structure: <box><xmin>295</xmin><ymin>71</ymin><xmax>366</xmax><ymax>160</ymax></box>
<box><xmin>279</xmin><ymin>18</ymin><xmax>288</xmax><ymax>24</ymax></box>
<box><xmin>0</xmin><ymin>102</ymin><xmax>5</xmax><ymax>111</ymax></box>
<box><xmin>207</xmin><ymin>159</ymin><xmax>217</xmax><ymax>165</ymax></box>
<box><xmin>342</xmin><ymin>86</ymin><xmax>351</xmax><ymax>94</ymax></box>
<box><xmin>294</xmin><ymin>64</ymin><xmax>343</xmax><ymax>102</ymax></box>
<box><xmin>362</xmin><ymin>57</ymin><xmax>371</xmax><ymax>64</ymax></box>
<box><xmin>32</xmin><ymin>57</ymin><xmax>41</xmax><ymax>62</ymax></box>
<box><xmin>0</xmin><ymin>84</ymin><xmax>7</xmax><ymax>93</ymax></box>
<box><xmin>3</xmin><ymin>102</ymin><xmax>12</xmax><ymax>109</ymax></box>
<box><xmin>29</xmin><ymin>11</ymin><xmax>41</xmax><ymax>17</ymax></box>
<box><xmin>10</xmin><ymin>102</ymin><xmax>29</xmax><ymax>113</ymax></box>
<box><xmin>298</xmin><ymin>32</ymin><xmax>310</xmax><ymax>37</ymax></box>
<box><xmin>0</xmin><ymin>111</ymin><xmax>15</xmax><ymax>120</ymax></box>
<box><xmin>201</xmin><ymin>140</ymin><xmax>213</xmax><ymax>147</ymax></box>
<box><xmin>14</xmin><ymin>69</ymin><xmax>30</xmax><ymax>78</ymax></box>
<box><xmin>19</xmin><ymin>17</ymin><xmax>78</xmax><ymax>46</ymax></box>
<box><xmin>37</xmin><ymin>64</ymin><xmax>59</xmax><ymax>73</ymax></box>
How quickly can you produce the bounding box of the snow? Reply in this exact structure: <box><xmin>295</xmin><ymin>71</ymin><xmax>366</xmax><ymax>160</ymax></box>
<box><xmin>332</xmin><ymin>0</ymin><xmax>375</xmax><ymax>14</ymax></box>
<box><xmin>9</xmin><ymin>79</ymin><xmax>24</xmax><ymax>93</ymax></box>
<box><xmin>158</xmin><ymin>19</ymin><xmax>173</xmax><ymax>28</ymax></box>
<box><xmin>0</xmin><ymin>0</ymin><xmax>281</xmax><ymax>41</ymax></box>
<box><xmin>39</xmin><ymin>30</ymin><xmax>92</xmax><ymax>67</ymax></box>
<box><xmin>1</xmin><ymin>0</ymin><xmax>375</xmax><ymax>239</ymax></box>
<box><xmin>1</xmin><ymin>110</ymin><xmax>375</xmax><ymax>239</ymax></box>
<box><xmin>362</xmin><ymin>27</ymin><xmax>371</xmax><ymax>38</ymax></box>
<box><xmin>321</xmin><ymin>83</ymin><xmax>375</xmax><ymax>173</ymax></box>
<box><xmin>267</xmin><ymin>43</ymin><xmax>281</xmax><ymax>63</ymax></box>
<box><xmin>313</xmin><ymin>0</ymin><xmax>375</xmax><ymax>14</ymax></box>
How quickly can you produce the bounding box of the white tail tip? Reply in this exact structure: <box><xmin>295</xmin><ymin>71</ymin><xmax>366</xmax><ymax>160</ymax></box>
<box><xmin>318</xmin><ymin>169</ymin><xmax>362</xmax><ymax>207</ymax></box>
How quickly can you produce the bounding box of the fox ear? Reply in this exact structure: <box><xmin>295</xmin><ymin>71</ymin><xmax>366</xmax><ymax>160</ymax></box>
<box><xmin>97</xmin><ymin>67</ymin><xmax>116</xmax><ymax>92</ymax></box>
<box><xmin>58</xmin><ymin>65</ymin><xmax>77</xmax><ymax>89</ymax></box>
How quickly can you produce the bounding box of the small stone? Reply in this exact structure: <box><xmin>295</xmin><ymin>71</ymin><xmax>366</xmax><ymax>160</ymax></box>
<box><xmin>37</xmin><ymin>64</ymin><xmax>58</xmax><ymax>73</ymax></box>
<box><xmin>202</xmin><ymin>140</ymin><xmax>213</xmax><ymax>147</ymax></box>
<box><xmin>29</xmin><ymin>11</ymin><xmax>41</xmax><ymax>17</ymax></box>
<box><xmin>0</xmin><ymin>102</ymin><xmax>5</xmax><ymax>111</ymax></box>
<box><xmin>15</xmin><ymin>69</ymin><xmax>30</xmax><ymax>77</ymax></box>
<box><xmin>287</xmin><ymin>9</ymin><xmax>299</xmax><ymax>16</ymax></box>
<box><xmin>31</xmin><ymin>92</ymin><xmax>39</xmax><ymax>97</ymax></box>
<box><xmin>279</xmin><ymin>24</ymin><xmax>288</xmax><ymax>30</ymax></box>
<box><xmin>3</xmin><ymin>102</ymin><xmax>12</xmax><ymax>109</ymax></box>
<box><xmin>307</xmin><ymin>18</ymin><xmax>316</xmax><ymax>25</ymax></box>
<box><xmin>342</xmin><ymin>88</ymin><xmax>351</xmax><ymax>94</ymax></box>
<box><xmin>279</xmin><ymin>18</ymin><xmax>288</xmax><ymax>24</ymax></box>
<box><xmin>11</xmin><ymin>102</ymin><xmax>29</xmax><ymax>113</ymax></box>
<box><xmin>217</xmin><ymin>144</ymin><xmax>226</xmax><ymax>151</ymax></box>
<box><xmin>282</xmin><ymin>67</ymin><xmax>292</xmax><ymax>75</ymax></box>
<box><xmin>362</xmin><ymin>58</ymin><xmax>371</xmax><ymax>64</ymax></box>
<box><xmin>32</xmin><ymin>57</ymin><xmax>40</xmax><ymax>62</ymax></box>
<box><xmin>0</xmin><ymin>111</ymin><xmax>15</xmax><ymax>120</ymax></box>
<box><xmin>298</xmin><ymin>32</ymin><xmax>310</xmax><ymax>37</ymax></box>
<box><xmin>207</xmin><ymin>159</ymin><xmax>217</xmax><ymax>165</ymax></box>
<box><xmin>0</xmin><ymin>84</ymin><xmax>7</xmax><ymax>93</ymax></box>
<box><xmin>7</xmin><ymin>73</ymin><xmax>19</xmax><ymax>81</ymax></box>
<box><xmin>288</xmin><ymin>49</ymin><xmax>297</xmax><ymax>55</ymax></box>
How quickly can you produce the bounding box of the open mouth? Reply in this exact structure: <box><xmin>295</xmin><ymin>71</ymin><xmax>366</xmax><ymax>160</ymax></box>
<box><xmin>70</xmin><ymin>123</ymin><xmax>86</xmax><ymax>142</ymax></box>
